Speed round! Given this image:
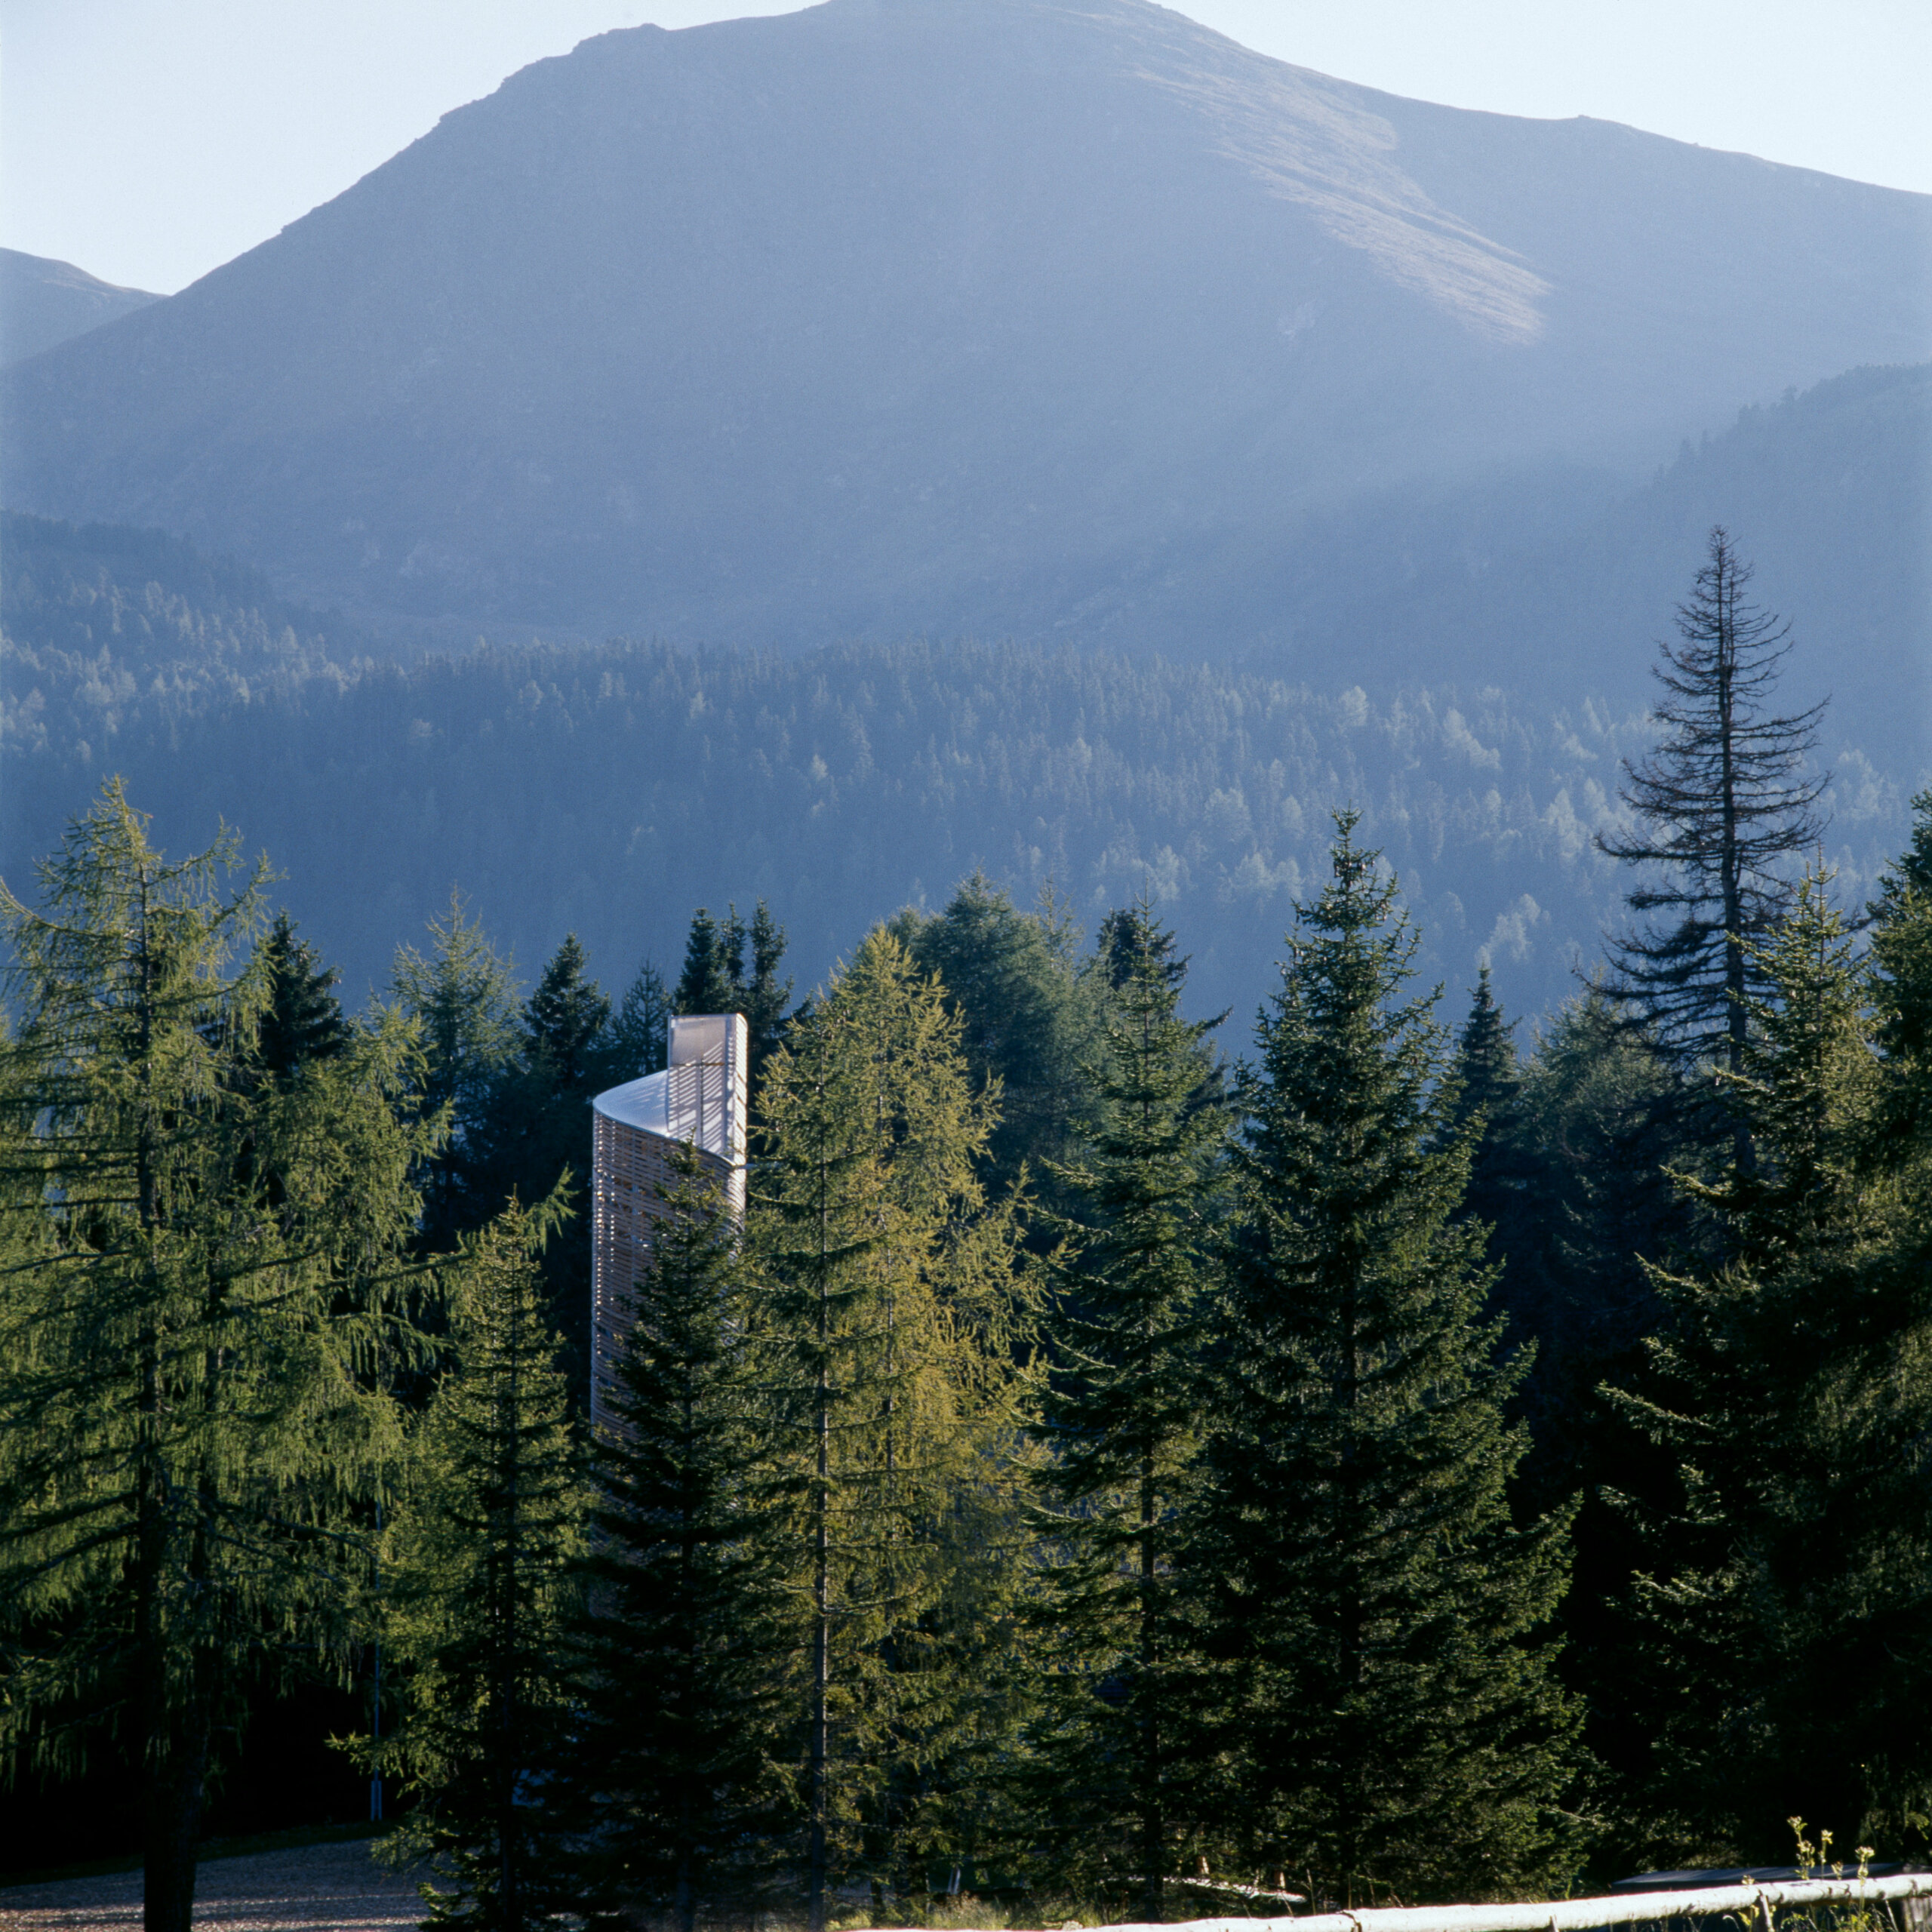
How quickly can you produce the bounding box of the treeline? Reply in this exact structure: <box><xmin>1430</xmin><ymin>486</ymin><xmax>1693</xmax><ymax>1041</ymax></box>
<box><xmin>5</xmin><ymin>774</ymin><xmax>1931</xmax><ymax>1929</ymax></box>
<box><xmin>5</xmin><ymin>509</ymin><xmax>1911</xmax><ymax>1031</ymax></box>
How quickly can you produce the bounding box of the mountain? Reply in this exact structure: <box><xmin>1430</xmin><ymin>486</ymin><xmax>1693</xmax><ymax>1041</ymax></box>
<box><xmin>2</xmin><ymin>0</ymin><xmax>1926</xmax><ymax>657</ymax></box>
<box><xmin>1211</xmin><ymin>361</ymin><xmax>1932</xmax><ymax>774</ymax></box>
<box><xmin>0</xmin><ymin>249</ymin><xmax>162</xmax><ymax>366</ymax></box>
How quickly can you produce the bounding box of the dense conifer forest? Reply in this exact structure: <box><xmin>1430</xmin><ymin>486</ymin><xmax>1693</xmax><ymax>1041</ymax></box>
<box><xmin>4</xmin><ymin>645</ymin><xmax>1930</xmax><ymax>1925</ymax></box>
<box><xmin>2</xmin><ymin>509</ymin><xmax>1912</xmax><ymax>1035</ymax></box>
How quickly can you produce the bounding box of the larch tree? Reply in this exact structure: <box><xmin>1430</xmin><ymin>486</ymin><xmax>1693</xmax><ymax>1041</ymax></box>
<box><xmin>1024</xmin><ymin>903</ymin><xmax>1229</xmax><ymax>1915</ymax></box>
<box><xmin>1596</xmin><ymin>527</ymin><xmax>1828</xmax><ymax>1088</ymax></box>
<box><xmin>752</xmin><ymin>928</ymin><xmax>1036</xmax><ymax>1930</ymax></box>
<box><xmin>360</xmin><ymin>1195</ymin><xmax>589</xmax><ymax>1932</ymax></box>
<box><xmin>0</xmin><ymin>783</ymin><xmax>433</xmax><ymax>1932</ymax></box>
<box><xmin>1198</xmin><ymin>814</ymin><xmax>1580</xmax><ymax>1905</ymax></box>
<box><xmin>565</xmin><ymin>1143</ymin><xmax>793</xmax><ymax>1931</ymax></box>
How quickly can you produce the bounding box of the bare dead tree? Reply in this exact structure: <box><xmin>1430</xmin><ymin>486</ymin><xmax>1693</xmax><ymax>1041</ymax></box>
<box><xmin>1597</xmin><ymin>526</ymin><xmax>1829</xmax><ymax>1081</ymax></box>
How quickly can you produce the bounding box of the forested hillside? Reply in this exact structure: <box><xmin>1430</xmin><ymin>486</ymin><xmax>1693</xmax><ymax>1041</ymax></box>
<box><xmin>5</xmin><ymin>511</ymin><xmax>1910</xmax><ymax>1031</ymax></box>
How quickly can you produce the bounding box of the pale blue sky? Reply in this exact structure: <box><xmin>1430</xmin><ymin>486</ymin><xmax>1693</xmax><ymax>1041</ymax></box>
<box><xmin>3</xmin><ymin>0</ymin><xmax>1927</xmax><ymax>295</ymax></box>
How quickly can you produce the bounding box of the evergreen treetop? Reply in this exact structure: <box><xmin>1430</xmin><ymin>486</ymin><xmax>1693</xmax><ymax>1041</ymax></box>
<box><xmin>1597</xmin><ymin>527</ymin><xmax>1829</xmax><ymax>1078</ymax></box>
<box><xmin>521</xmin><ymin>933</ymin><xmax>610</xmax><ymax>1090</ymax></box>
<box><xmin>256</xmin><ymin>909</ymin><xmax>349</xmax><ymax>1078</ymax></box>
<box><xmin>674</xmin><ymin>901</ymin><xmax>792</xmax><ymax>1084</ymax></box>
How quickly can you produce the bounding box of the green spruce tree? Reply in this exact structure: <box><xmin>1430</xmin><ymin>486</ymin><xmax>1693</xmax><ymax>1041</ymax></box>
<box><xmin>256</xmin><ymin>909</ymin><xmax>349</xmax><ymax>1079</ymax></box>
<box><xmin>565</xmin><ymin>1144</ymin><xmax>793</xmax><ymax>1931</ymax></box>
<box><xmin>470</xmin><ymin>934</ymin><xmax>614</xmax><ymax>1392</ymax></box>
<box><xmin>674</xmin><ymin>902</ymin><xmax>793</xmax><ymax>1091</ymax></box>
<box><xmin>609</xmin><ymin>960</ymin><xmax>672</xmax><ymax>1078</ymax></box>
<box><xmin>391</xmin><ymin>891</ymin><xmax>523</xmax><ymax>1251</ymax></box>
<box><xmin>0</xmin><ymin>783</ymin><xmax>433</xmax><ymax>1932</ymax></box>
<box><xmin>362</xmin><ymin>1195</ymin><xmax>589</xmax><ymax>1930</ymax></box>
<box><xmin>521</xmin><ymin>934</ymin><xmax>611</xmax><ymax>1090</ymax></box>
<box><xmin>1596</xmin><ymin>528</ymin><xmax>1828</xmax><ymax>1088</ymax></box>
<box><xmin>1449</xmin><ymin>968</ymin><xmax>1527</xmax><ymax>1233</ymax></box>
<box><xmin>1198</xmin><ymin>814</ymin><xmax>1580</xmax><ymax>1904</ymax></box>
<box><xmin>1026</xmin><ymin>903</ymin><xmax>1229</xmax><ymax>1914</ymax></box>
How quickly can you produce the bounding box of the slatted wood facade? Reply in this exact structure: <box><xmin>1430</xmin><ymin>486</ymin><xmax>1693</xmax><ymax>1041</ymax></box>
<box><xmin>589</xmin><ymin>1014</ymin><xmax>748</xmax><ymax>1435</ymax></box>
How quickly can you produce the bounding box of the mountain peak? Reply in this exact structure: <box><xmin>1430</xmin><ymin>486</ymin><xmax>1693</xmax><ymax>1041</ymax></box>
<box><xmin>3</xmin><ymin>0</ymin><xmax>1924</xmax><ymax>640</ymax></box>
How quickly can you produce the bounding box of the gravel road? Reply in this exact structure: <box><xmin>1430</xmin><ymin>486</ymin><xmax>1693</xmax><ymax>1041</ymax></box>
<box><xmin>0</xmin><ymin>1838</ymin><xmax>429</xmax><ymax>1931</ymax></box>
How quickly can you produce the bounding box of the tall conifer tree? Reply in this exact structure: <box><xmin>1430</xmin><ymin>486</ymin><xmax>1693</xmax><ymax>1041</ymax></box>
<box><xmin>565</xmin><ymin>1145</ymin><xmax>792</xmax><ymax>1930</ymax></box>
<box><xmin>1597</xmin><ymin>528</ymin><xmax>1828</xmax><ymax>1084</ymax></box>
<box><xmin>362</xmin><ymin>1195</ymin><xmax>588</xmax><ymax>1930</ymax></box>
<box><xmin>754</xmin><ymin>930</ymin><xmax>1035</xmax><ymax>1929</ymax></box>
<box><xmin>391</xmin><ymin>891</ymin><xmax>522</xmax><ymax>1251</ymax></box>
<box><xmin>1025</xmin><ymin>905</ymin><xmax>1226</xmax><ymax>1912</ymax></box>
<box><xmin>0</xmin><ymin>783</ymin><xmax>432</xmax><ymax>1932</ymax></box>
<box><xmin>256</xmin><ymin>910</ymin><xmax>349</xmax><ymax>1079</ymax></box>
<box><xmin>675</xmin><ymin>901</ymin><xmax>793</xmax><ymax>1090</ymax></box>
<box><xmin>1198</xmin><ymin>814</ymin><xmax>1579</xmax><ymax>1903</ymax></box>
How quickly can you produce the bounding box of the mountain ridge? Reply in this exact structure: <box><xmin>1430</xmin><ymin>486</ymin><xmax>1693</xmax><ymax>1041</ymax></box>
<box><xmin>0</xmin><ymin>248</ymin><xmax>162</xmax><ymax>366</ymax></box>
<box><xmin>3</xmin><ymin>0</ymin><xmax>1924</xmax><ymax>654</ymax></box>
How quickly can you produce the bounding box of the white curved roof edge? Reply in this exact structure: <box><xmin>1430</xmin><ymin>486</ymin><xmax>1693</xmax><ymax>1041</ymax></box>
<box><xmin>593</xmin><ymin>1069</ymin><xmax>671</xmax><ymax>1136</ymax></box>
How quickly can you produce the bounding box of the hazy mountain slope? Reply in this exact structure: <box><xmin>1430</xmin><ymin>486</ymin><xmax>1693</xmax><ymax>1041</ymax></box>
<box><xmin>1172</xmin><ymin>361</ymin><xmax>1931</xmax><ymax>772</ymax></box>
<box><xmin>0</xmin><ymin>249</ymin><xmax>161</xmax><ymax>365</ymax></box>
<box><xmin>3</xmin><ymin>0</ymin><xmax>1924</xmax><ymax>645</ymax></box>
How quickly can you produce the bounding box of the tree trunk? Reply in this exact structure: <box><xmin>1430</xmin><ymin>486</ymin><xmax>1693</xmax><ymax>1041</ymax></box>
<box><xmin>810</xmin><ymin>1184</ymin><xmax>832</xmax><ymax>1932</ymax></box>
<box><xmin>142</xmin><ymin>1663</ymin><xmax>213</xmax><ymax>1932</ymax></box>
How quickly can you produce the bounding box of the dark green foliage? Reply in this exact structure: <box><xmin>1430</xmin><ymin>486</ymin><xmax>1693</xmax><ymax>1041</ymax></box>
<box><xmin>752</xmin><ymin>931</ymin><xmax>1036</xmax><ymax>1927</ymax></box>
<box><xmin>1026</xmin><ymin>904</ymin><xmax>1228</xmax><ymax>1912</ymax></box>
<box><xmin>0</xmin><ymin>782</ymin><xmax>431</xmax><ymax>1932</ymax></box>
<box><xmin>470</xmin><ymin>937</ymin><xmax>616</xmax><ymax>1395</ymax></box>
<box><xmin>565</xmin><ymin>1146</ymin><xmax>792</xmax><ymax>1931</ymax></box>
<box><xmin>363</xmin><ymin>1196</ymin><xmax>588</xmax><ymax>1930</ymax></box>
<box><xmin>390</xmin><ymin>892</ymin><xmax>524</xmax><ymax>1254</ymax></box>
<box><xmin>894</xmin><ymin>872</ymin><xmax>1097</xmax><ymax>1215</ymax></box>
<box><xmin>1597</xmin><ymin>527</ymin><xmax>1828</xmax><ymax>1080</ymax></box>
<box><xmin>1606</xmin><ymin>869</ymin><xmax>1932</xmax><ymax>1858</ymax></box>
<box><xmin>256</xmin><ymin>911</ymin><xmax>349</xmax><ymax>1079</ymax></box>
<box><xmin>675</xmin><ymin>902</ymin><xmax>792</xmax><ymax>1090</ymax></box>
<box><xmin>521</xmin><ymin>934</ymin><xmax>609</xmax><ymax>1090</ymax></box>
<box><xmin>609</xmin><ymin>959</ymin><xmax>672</xmax><ymax>1078</ymax></box>
<box><xmin>1198</xmin><ymin>814</ymin><xmax>1580</xmax><ymax>1904</ymax></box>
<box><xmin>675</xmin><ymin>909</ymin><xmax>736</xmax><ymax>1016</ymax></box>
<box><xmin>1870</xmin><ymin>788</ymin><xmax>1932</xmax><ymax>1108</ymax></box>
<box><xmin>1484</xmin><ymin>997</ymin><xmax>1693</xmax><ymax>1863</ymax></box>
